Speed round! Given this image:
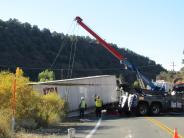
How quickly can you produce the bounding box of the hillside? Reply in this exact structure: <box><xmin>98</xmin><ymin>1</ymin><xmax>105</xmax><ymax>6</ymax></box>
<box><xmin>0</xmin><ymin>19</ymin><xmax>165</xmax><ymax>81</ymax></box>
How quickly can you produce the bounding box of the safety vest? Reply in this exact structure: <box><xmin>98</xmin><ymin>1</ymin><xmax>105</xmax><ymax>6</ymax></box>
<box><xmin>80</xmin><ymin>100</ymin><xmax>86</xmax><ymax>108</ymax></box>
<box><xmin>95</xmin><ymin>99</ymin><xmax>102</xmax><ymax>107</ymax></box>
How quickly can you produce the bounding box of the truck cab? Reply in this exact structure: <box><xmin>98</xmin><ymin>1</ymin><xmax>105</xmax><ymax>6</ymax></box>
<box><xmin>168</xmin><ymin>83</ymin><xmax>184</xmax><ymax>111</ymax></box>
<box><xmin>119</xmin><ymin>83</ymin><xmax>184</xmax><ymax>116</ymax></box>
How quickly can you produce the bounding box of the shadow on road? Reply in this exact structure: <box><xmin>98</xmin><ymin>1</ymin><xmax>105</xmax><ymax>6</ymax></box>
<box><xmin>101</xmin><ymin>111</ymin><xmax>184</xmax><ymax>121</ymax></box>
<box><xmin>18</xmin><ymin>111</ymin><xmax>184</xmax><ymax>136</ymax></box>
<box><xmin>23</xmin><ymin>116</ymin><xmax>116</xmax><ymax>136</ymax></box>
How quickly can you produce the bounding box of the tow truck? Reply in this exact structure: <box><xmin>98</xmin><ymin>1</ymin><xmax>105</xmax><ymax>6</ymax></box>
<box><xmin>75</xmin><ymin>16</ymin><xmax>184</xmax><ymax>116</ymax></box>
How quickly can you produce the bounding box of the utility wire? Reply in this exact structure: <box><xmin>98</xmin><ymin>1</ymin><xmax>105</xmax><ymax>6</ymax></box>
<box><xmin>0</xmin><ymin>64</ymin><xmax>159</xmax><ymax>71</ymax></box>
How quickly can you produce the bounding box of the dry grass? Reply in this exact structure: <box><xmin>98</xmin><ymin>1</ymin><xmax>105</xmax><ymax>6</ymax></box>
<box><xmin>0</xmin><ymin>109</ymin><xmax>12</xmax><ymax>138</ymax></box>
<box><xmin>16</xmin><ymin>132</ymin><xmax>66</xmax><ymax>138</ymax></box>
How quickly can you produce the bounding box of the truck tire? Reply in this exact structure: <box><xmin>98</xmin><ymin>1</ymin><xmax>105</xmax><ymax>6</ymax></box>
<box><xmin>150</xmin><ymin>103</ymin><xmax>161</xmax><ymax>116</ymax></box>
<box><xmin>137</xmin><ymin>103</ymin><xmax>149</xmax><ymax>116</ymax></box>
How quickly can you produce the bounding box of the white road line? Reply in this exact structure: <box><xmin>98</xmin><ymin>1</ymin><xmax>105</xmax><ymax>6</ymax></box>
<box><xmin>125</xmin><ymin>130</ymin><xmax>133</xmax><ymax>138</ymax></box>
<box><xmin>85</xmin><ymin>118</ymin><xmax>102</xmax><ymax>138</ymax></box>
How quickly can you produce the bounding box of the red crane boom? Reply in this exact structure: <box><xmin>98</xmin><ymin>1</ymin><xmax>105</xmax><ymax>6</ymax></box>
<box><xmin>75</xmin><ymin>16</ymin><xmax>123</xmax><ymax>62</ymax></box>
<box><xmin>75</xmin><ymin>16</ymin><xmax>157</xmax><ymax>90</ymax></box>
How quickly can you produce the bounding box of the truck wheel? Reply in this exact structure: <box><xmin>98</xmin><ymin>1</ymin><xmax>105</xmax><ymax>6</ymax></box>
<box><xmin>137</xmin><ymin>103</ymin><xmax>148</xmax><ymax>116</ymax></box>
<box><xmin>150</xmin><ymin>104</ymin><xmax>161</xmax><ymax>116</ymax></box>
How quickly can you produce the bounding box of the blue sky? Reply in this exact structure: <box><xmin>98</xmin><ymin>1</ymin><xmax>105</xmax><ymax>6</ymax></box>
<box><xmin>0</xmin><ymin>0</ymin><xmax>183</xmax><ymax>71</ymax></box>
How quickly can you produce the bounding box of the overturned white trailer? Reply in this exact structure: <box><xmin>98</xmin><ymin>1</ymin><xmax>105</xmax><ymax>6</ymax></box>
<box><xmin>30</xmin><ymin>75</ymin><xmax>118</xmax><ymax>111</ymax></box>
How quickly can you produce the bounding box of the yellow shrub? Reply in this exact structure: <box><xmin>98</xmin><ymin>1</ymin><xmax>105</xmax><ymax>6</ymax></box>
<box><xmin>0</xmin><ymin>71</ymin><xmax>36</xmax><ymax>119</ymax></box>
<box><xmin>37</xmin><ymin>92</ymin><xmax>66</xmax><ymax>126</ymax></box>
<box><xmin>0</xmin><ymin>72</ymin><xmax>14</xmax><ymax>109</ymax></box>
<box><xmin>0</xmin><ymin>71</ymin><xmax>67</xmax><ymax>128</ymax></box>
<box><xmin>0</xmin><ymin>109</ymin><xmax>11</xmax><ymax>138</ymax></box>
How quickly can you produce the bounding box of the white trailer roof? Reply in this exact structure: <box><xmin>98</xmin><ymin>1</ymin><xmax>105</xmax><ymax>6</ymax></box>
<box><xmin>29</xmin><ymin>75</ymin><xmax>116</xmax><ymax>85</ymax></box>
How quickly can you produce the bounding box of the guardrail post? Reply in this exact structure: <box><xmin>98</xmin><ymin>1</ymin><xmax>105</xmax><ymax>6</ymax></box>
<box><xmin>68</xmin><ymin>128</ymin><xmax>76</xmax><ymax>138</ymax></box>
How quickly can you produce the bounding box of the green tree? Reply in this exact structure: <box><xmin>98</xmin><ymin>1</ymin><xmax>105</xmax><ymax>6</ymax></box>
<box><xmin>0</xmin><ymin>18</ymin><xmax>165</xmax><ymax>81</ymax></box>
<box><xmin>157</xmin><ymin>70</ymin><xmax>184</xmax><ymax>83</ymax></box>
<box><xmin>132</xmin><ymin>80</ymin><xmax>141</xmax><ymax>89</ymax></box>
<box><xmin>38</xmin><ymin>69</ymin><xmax>55</xmax><ymax>82</ymax></box>
<box><xmin>181</xmin><ymin>67</ymin><xmax>184</xmax><ymax>72</ymax></box>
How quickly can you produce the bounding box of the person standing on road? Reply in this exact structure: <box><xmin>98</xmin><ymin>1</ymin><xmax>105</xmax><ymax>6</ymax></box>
<box><xmin>95</xmin><ymin>96</ymin><xmax>103</xmax><ymax>117</ymax></box>
<box><xmin>79</xmin><ymin>97</ymin><xmax>87</xmax><ymax>118</ymax></box>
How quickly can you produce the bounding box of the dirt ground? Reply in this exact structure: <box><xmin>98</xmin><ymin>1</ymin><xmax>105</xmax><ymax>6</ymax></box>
<box><xmin>15</xmin><ymin>112</ymin><xmax>97</xmax><ymax>138</ymax></box>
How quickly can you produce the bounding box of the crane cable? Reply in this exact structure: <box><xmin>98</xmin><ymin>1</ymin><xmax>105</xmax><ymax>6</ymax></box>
<box><xmin>69</xmin><ymin>25</ymin><xmax>79</xmax><ymax>78</ymax></box>
<box><xmin>66</xmin><ymin>22</ymin><xmax>78</xmax><ymax>79</ymax></box>
<box><xmin>50</xmin><ymin>20</ymin><xmax>75</xmax><ymax>69</ymax></box>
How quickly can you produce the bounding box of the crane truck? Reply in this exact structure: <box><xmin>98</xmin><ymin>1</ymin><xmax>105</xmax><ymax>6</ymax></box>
<box><xmin>75</xmin><ymin>16</ymin><xmax>184</xmax><ymax>116</ymax></box>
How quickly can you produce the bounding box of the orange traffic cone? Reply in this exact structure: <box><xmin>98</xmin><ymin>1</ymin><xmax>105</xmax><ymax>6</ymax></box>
<box><xmin>173</xmin><ymin>128</ymin><xmax>178</xmax><ymax>138</ymax></box>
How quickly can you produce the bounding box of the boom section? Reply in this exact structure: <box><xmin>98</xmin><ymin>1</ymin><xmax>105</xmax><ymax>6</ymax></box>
<box><xmin>75</xmin><ymin>16</ymin><xmax>123</xmax><ymax>62</ymax></box>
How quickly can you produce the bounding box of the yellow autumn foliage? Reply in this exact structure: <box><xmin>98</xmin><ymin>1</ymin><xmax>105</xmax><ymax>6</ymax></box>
<box><xmin>37</xmin><ymin>92</ymin><xmax>66</xmax><ymax>126</ymax></box>
<box><xmin>0</xmin><ymin>109</ymin><xmax>11</xmax><ymax>138</ymax></box>
<box><xmin>0</xmin><ymin>72</ymin><xmax>13</xmax><ymax>109</ymax></box>
<box><xmin>0</xmin><ymin>70</ymin><xmax>66</xmax><ymax>130</ymax></box>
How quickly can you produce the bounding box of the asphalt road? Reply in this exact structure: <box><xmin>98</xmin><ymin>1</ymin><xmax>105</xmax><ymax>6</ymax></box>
<box><xmin>21</xmin><ymin>113</ymin><xmax>184</xmax><ymax>137</ymax></box>
<box><xmin>68</xmin><ymin>113</ymin><xmax>184</xmax><ymax>138</ymax></box>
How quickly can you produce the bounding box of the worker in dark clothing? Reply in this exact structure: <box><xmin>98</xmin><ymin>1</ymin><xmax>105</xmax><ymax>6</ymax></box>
<box><xmin>79</xmin><ymin>97</ymin><xmax>87</xmax><ymax>118</ymax></box>
<box><xmin>95</xmin><ymin>96</ymin><xmax>103</xmax><ymax>117</ymax></box>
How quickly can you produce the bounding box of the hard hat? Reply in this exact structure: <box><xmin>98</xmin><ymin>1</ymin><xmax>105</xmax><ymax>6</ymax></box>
<box><xmin>81</xmin><ymin>97</ymin><xmax>84</xmax><ymax>100</ymax></box>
